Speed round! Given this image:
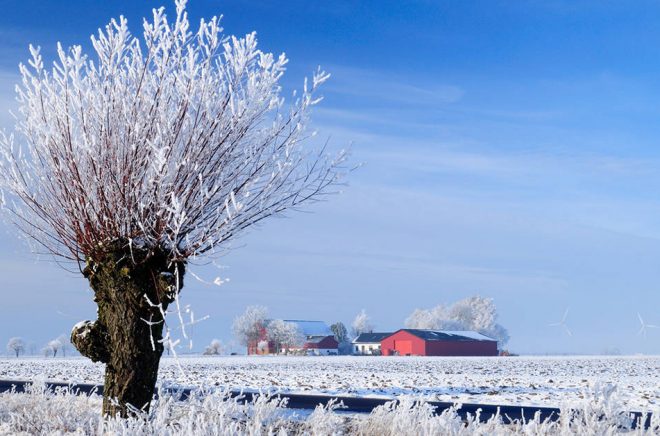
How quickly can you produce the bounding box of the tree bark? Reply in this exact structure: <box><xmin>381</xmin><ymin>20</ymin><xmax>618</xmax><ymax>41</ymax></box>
<box><xmin>70</xmin><ymin>240</ymin><xmax>184</xmax><ymax>417</ymax></box>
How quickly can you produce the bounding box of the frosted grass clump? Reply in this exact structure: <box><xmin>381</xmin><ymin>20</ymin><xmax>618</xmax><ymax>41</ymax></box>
<box><xmin>0</xmin><ymin>382</ymin><xmax>658</xmax><ymax>435</ymax></box>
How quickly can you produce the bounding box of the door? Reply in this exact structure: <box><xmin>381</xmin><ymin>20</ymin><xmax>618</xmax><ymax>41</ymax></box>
<box><xmin>395</xmin><ymin>340</ymin><xmax>412</xmax><ymax>355</ymax></box>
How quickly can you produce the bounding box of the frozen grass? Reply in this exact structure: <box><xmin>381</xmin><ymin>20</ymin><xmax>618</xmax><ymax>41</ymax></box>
<box><xmin>0</xmin><ymin>382</ymin><xmax>658</xmax><ymax>435</ymax></box>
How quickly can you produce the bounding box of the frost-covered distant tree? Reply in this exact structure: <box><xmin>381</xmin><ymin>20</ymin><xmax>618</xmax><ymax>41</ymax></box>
<box><xmin>48</xmin><ymin>339</ymin><xmax>63</xmax><ymax>357</ymax></box>
<box><xmin>330</xmin><ymin>321</ymin><xmax>352</xmax><ymax>354</ymax></box>
<box><xmin>404</xmin><ymin>308</ymin><xmax>438</xmax><ymax>330</ymax></box>
<box><xmin>330</xmin><ymin>322</ymin><xmax>348</xmax><ymax>343</ymax></box>
<box><xmin>232</xmin><ymin>305</ymin><xmax>268</xmax><ymax>349</ymax></box>
<box><xmin>257</xmin><ymin>340</ymin><xmax>269</xmax><ymax>354</ymax></box>
<box><xmin>266</xmin><ymin>319</ymin><xmax>303</xmax><ymax>354</ymax></box>
<box><xmin>351</xmin><ymin>310</ymin><xmax>374</xmax><ymax>338</ymax></box>
<box><xmin>0</xmin><ymin>2</ymin><xmax>342</xmax><ymax>417</ymax></box>
<box><xmin>404</xmin><ymin>296</ymin><xmax>509</xmax><ymax>347</ymax></box>
<box><xmin>6</xmin><ymin>337</ymin><xmax>25</xmax><ymax>358</ymax></box>
<box><xmin>203</xmin><ymin>339</ymin><xmax>223</xmax><ymax>355</ymax></box>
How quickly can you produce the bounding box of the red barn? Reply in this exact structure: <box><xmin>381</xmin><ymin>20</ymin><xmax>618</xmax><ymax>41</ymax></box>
<box><xmin>303</xmin><ymin>335</ymin><xmax>339</xmax><ymax>355</ymax></box>
<box><xmin>381</xmin><ymin>329</ymin><xmax>498</xmax><ymax>357</ymax></box>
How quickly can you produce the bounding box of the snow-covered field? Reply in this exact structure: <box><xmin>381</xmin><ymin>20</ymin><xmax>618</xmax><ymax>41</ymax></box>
<box><xmin>1</xmin><ymin>355</ymin><xmax>659</xmax><ymax>434</ymax></box>
<box><xmin>1</xmin><ymin>355</ymin><xmax>658</xmax><ymax>411</ymax></box>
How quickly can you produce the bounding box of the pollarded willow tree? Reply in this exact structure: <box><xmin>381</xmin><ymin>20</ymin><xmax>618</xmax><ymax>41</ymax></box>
<box><xmin>0</xmin><ymin>1</ymin><xmax>343</xmax><ymax>417</ymax></box>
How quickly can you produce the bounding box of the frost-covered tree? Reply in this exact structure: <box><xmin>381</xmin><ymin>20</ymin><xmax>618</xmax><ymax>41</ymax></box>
<box><xmin>232</xmin><ymin>305</ymin><xmax>268</xmax><ymax>349</ymax></box>
<box><xmin>351</xmin><ymin>310</ymin><xmax>374</xmax><ymax>338</ymax></box>
<box><xmin>404</xmin><ymin>306</ymin><xmax>463</xmax><ymax>331</ymax></box>
<box><xmin>404</xmin><ymin>296</ymin><xmax>509</xmax><ymax>347</ymax></box>
<box><xmin>404</xmin><ymin>308</ymin><xmax>438</xmax><ymax>330</ymax></box>
<box><xmin>0</xmin><ymin>2</ymin><xmax>342</xmax><ymax>417</ymax></box>
<box><xmin>203</xmin><ymin>339</ymin><xmax>223</xmax><ymax>355</ymax></box>
<box><xmin>330</xmin><ymin>322</ymin><xmax>348</xmax><ymax>343</ymax></box>
<box><xmin>331</xmin><ymin>321</ymin><xmax>352</xmax><ymax>355</ymax></box>
<box><xmin>47</xmin><ymin>339</ymin><xmax>63</xmax><ymax>357</ymax></box>
<box><xmin>266</xmin><ymin>319</ymin><xmax>303</xmax><ymax>354</ymax></box>
<box><xmin>6</xmin><ymin>337</ymin><xmax>25</xmax><ymax>358</ymax></box>
<box><xmin>257</xmin><ymin>340</ymin><xmax>268</xmax><ymax>354</ymax></box>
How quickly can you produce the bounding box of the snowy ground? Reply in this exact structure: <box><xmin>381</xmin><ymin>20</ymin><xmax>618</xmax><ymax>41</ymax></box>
<box><xmin>0</xmin><ymin>355</ymin><xmax>658</xmax><ymax>411</ymax></box>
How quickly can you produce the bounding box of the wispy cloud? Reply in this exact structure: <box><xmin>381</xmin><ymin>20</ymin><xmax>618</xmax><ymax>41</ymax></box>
<box><xmin>325</xmin><ymin>65</ymin><xmax>465</xmax><ymax>106</ymax></box>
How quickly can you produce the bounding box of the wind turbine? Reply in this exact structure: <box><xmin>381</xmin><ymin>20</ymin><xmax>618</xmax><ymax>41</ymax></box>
<box><xmin>637</xmin><ymin>313</ymin><xmax>659</xmax><ymax>338</ymax></box>
<box><xmin>549</xmin><ymin>307</ymin><xmax>572</xmax><ymax>337</ymax></box>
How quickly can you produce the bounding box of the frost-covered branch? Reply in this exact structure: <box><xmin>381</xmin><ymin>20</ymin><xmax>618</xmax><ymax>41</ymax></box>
<box><xmin>0</xmin><ymin>0</ymin><xmax>344</xmax><ymax>265</ymax></box>
<box><xmin>351</xmin><ymin>309</ymin><xmax>374</xmax><ymax>338</ymax></box>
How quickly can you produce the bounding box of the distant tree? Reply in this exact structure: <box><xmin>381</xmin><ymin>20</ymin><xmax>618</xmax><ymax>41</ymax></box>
<box><xmin>48</xmin><ymin>339</ymin><xmax>63</xmax><ymax>357</ymax></box>
<box><xmin>28</xmin><ymin>342</ymin><xmax>37</xmax><ymax>356</ymax></box>
<box><xmin>351</xmin><ymin>310</ymin><xmax>374</xmax><ymax>338</ymax></box>
<box><xmin>7</xmin><ymin>337</ymin><xmax>25</xmax><ymax>358</ymax></box>
<box><xmin>404</xmin><ymin>305</ymin><xmax>463</xmax><ymax>330</ymax></box>
<box><xmin>404</xmin><ymin>296</ymin><xmax>509</xmax><ymax>347</ymax></box>
<box><xmin>330</xmin><ymin>321</ymin><xmax>352</xmax><ymax>355</ymax></box>
<box><xmin>404</xmin><ymin>308</ymin><xmax>439</xmax><ymax>330</ymax></box>
<box><xmin>257</xmin><ymin>340</ymin><xmax>269</xmax><ymax>354</ymax></box>
<box><xmin>266</xmin><ymin>319</ymin><xmax>304</xmax><ymax>354</ymax></box>
<box><xmin>232</xmin><ymin>306</ymin><xmax>268</xmax><ymax>350</ymax></box>
<box><xmin>203</xmin><ymin>339</ymin><xmax>223</xmax><ymax>355</ymax></box>
<box><xmin>330</xmin><ymin>322</ymin><xmax>348</xmax><ymax>343</ymax></box>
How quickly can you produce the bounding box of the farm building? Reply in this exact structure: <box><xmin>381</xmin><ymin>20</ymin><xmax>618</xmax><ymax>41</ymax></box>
<box><xmin>380</xmin><ymin>329</ymin><xmax>498</xmax><ymax>357</ymax></box>
<box><xmin>303</xmin><ymin>335</ymin><xmax>339</xmax><ymax>355</ymax></box>
<box><xmin>352</xmin><ymin>332</ymin><xmax>392</xmax><ymax>355</ymax></box>
<box><xmin>248</xmin><ymin>320</ymin><xmax>338</xmax><ymax>355</ymax></box>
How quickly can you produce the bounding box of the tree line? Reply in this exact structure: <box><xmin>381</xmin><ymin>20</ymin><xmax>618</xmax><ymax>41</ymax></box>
<box><xmin>5</xmin><ymin>335</ymin><xmax>71</xmax><ymax>358</ymax></box>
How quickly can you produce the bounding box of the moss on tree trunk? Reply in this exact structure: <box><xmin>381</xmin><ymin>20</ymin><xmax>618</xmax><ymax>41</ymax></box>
<box><xmin>70</xmin><ymin>240</ymin><xmax>184</xmax><ymax>417</ymax></box>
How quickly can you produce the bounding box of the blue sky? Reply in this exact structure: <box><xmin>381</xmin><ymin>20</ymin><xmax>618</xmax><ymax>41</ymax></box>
<box><xmin>1</xmin><ymin>0</ymin><xmax>660</xmax><ymax>355</ymax></box>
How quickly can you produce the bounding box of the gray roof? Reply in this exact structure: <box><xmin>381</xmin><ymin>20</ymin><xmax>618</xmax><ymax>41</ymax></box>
<box><xmin>353</xmin><ymin>332</ymin><xmax>392</xmax><ymax>343</ymax></box>
<box><xmin>400</xmin><ymin>329</ymin><xmax>496</xmax><ymax>342</ymax></box>
<box><xmin>306</xmin><ymin>335</ymin><xmax>337</xmax><ymax>344</ymax></box>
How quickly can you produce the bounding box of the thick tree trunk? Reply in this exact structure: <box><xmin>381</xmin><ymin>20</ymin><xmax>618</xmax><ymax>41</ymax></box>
<box><xmin>70</xmin><ymin>240</ymin><xmax>184</xmax><ymax>417</ymax></box>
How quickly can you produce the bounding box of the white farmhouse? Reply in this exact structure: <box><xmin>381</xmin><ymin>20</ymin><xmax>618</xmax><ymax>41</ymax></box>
<box><xmin>352</xmin><ymin>332</ymin><xmax>391</xmax><ymax>355</ymax></box>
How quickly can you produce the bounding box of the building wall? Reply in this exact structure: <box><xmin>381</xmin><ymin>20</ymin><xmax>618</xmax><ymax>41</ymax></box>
<box><xmin>247</xmin><ymin>326</ymin><xmax>272</xmax><ymax>355</ymax></box>
<box><xmin>354</xmin><ymin>342</ymin><xmax>382</xmax><ymax>355</ymax></box>
<box><xmin>312</xmin><ymin>336</ymin><xmax>339</xmax><ymax>350</ymax></box>
<box><xmin>381</xmin><ymin>330</ymin><xmax>498</xmax><ymax>356</ymax></box>
<box><xmin>381</xmin><ymin>331</ymin><xmax>426</xmax><ymax>356</ymax></box>
<box><xmin>425</xmin><ymin>340</ymin><xmax>498</xmax><ymax>356</ymax></box>
<box><xmin>307</xmin><ymin>348</ymin><xmax>338</xmax><ymax>355</ymax></box>
<box><xmin>247</xmin><ymin>339</ymin><xmax>274</xmax><ymax>355</ymax></box>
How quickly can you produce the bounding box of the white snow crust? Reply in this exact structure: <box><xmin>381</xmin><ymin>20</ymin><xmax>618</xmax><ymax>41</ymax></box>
<box><xmin>0</xmin><ymin>355</ymin><xmax>658</xmax><ymax>411</ymax></box>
